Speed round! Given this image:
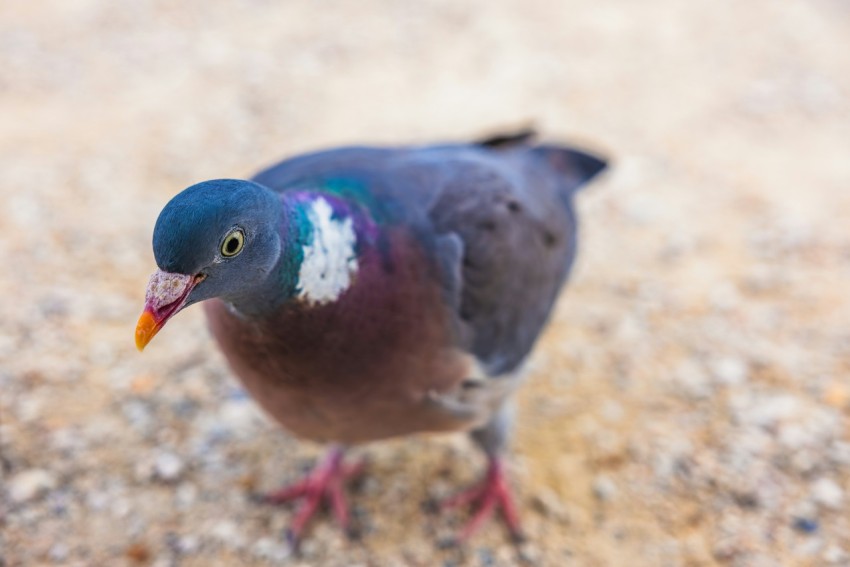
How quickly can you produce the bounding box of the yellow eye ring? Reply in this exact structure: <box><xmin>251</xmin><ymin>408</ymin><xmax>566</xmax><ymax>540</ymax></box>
<box><xmin>221</xmin><ymin>229</ymin><xmax>245</xmax><ymax>257</ymax></box>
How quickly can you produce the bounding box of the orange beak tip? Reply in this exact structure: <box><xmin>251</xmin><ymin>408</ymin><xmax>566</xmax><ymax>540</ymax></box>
<box><xmin>135</xmin><ymin>310</ymin><xmax>159</xmax><ymax>352</ymax></box>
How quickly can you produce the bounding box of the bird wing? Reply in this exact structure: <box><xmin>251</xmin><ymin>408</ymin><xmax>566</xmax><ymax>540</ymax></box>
<box><xmin>398</xmin><ymin>135</ymin><xmax>607</xmax><ymax>375</ymax></box>
<box><xmin>251</xmin><ymin>137</ymin><xmax>606</xmax><ymax>376</ymax></box>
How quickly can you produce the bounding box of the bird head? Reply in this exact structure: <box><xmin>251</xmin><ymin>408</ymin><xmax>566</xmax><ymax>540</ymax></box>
<box><xmin>135</xmin><ymin>179</ymin><xmax>281</xmax><ymax>350</ymax></box>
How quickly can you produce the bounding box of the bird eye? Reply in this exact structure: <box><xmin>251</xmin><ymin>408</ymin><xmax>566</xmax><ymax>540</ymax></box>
<box><xmin>221</xmin><ymin>229</ymin><xmax>245</xmax><ymax>257</ymax></box>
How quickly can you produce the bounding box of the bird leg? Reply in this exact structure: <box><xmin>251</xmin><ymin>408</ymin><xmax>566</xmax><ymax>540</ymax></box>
<box><xmin>259</xmin><ymin>447</ymin><xmax>364</xmax><ymax>548</ymax></box>
<box><xmin>441</xmin><ymin>456</ymin><xmax>524</xmax><ymax>543</ymax></box>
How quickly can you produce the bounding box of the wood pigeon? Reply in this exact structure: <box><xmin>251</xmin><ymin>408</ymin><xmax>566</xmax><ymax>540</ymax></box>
<box><xmin>135</xmin><ymin>130</ymin><xmax>607</xmax><ymax>546</ymax></box>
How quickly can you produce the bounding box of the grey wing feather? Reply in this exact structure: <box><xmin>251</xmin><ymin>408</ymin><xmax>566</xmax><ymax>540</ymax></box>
<box><xmin>413</xmin><ymin>143</ymin><xmax>606</xmax><ymax>375</ymax></box>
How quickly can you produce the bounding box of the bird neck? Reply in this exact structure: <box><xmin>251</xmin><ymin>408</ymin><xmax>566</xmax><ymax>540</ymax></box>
<box><xmin>224</xmin><ymin>190</ymin><xmax>366</xmax><ymax>318</ymax></box>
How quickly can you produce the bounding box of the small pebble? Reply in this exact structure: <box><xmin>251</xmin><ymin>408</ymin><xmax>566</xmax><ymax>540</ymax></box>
<box><xmin>111</xmin><ymin>498</ymin><xmax>131</xmax><ymax>519</ymax></box>
<box><xmin>154</xmin><ymin>451</ymin><xmax>185</xmax><ymax>482</ymax></box>
<box><xmin>517</xmin><ymin>541</ymin><xmax>542</xmax><ymax>565</ymax></box>
<box><xmin>673</xmin><ymin>359</ymin><xmax>711</xmax><ymax>399</ymax></box>
<box><xmin>218</xmin><ymin>397</ymin><xmax>267</xmax><ymax>438</ymax></box>
<box><xmin>51</xmin><ymin>427</ymin><xmax>87</xmax><ymax>453</ymax></box>
<box><xmin>831</xmin><ymin>441</ymin><xmax>850</xmax><ymax>465</ymax></box>
<box><xmin>811</xmin><ymin>478</ymin><xmax>843</xmax><ymax>510</ymax></box>
<box><xmin>48</xmin><ymin>542</ymin><xmax>69</xmax><ymax>562</ymax></box>
<box><xmin>176</xmin><ymin>534</ymin><xmax>200</xmax><ymax>555</ymax></box>
<box><xmin>125</xmin><ymin>542</ymin><xmax>151</xmax><ymax>563</ymax></box>
<box><xmin>592</xmin><ymin>475</ymin><xmax>617</xmax><ymax>501</ymax></box>
<box><xmin>8</xmin><ymin>469</ymin><xmax>57</xmax><ymax>504</ymax></box>
<box><xmin>176</xmin><ymin>482</ymin><xmax>197</xmax><ymax>507</ymax></box>
<box><xmin>532</xmin><ymin>488</ymin><xmax>570</xmax><ymax>522</ymax></box>
<box><xmin>16</xmin><ymin>397</ymin><xmax>43</xmax><ymax>423</ymax></box>
<box><xmin>792</xmin><ymin>517</ymin><xmax>818</xmax><ymax>534</ymax></box>
<box><xmin>823</xmin><ymin>545</ymin><xmax>848</xmax><ymax>564</ymax></box>
<box><xmin>734</xmin><ymin>393</ymin><xmax>801</xmax><ymax>428</ymax></box>
<box><xmin>299</xmin><ymin>537</ymin><xmax>319</xmax><ymax>557</ymax></box>
<box><xmin>210</xmin><ymin>520</ymin><xmax>245</xmax><ymax>549</ymax></box>
<box><xmin>253</xmin><ymin>537</ymin><xmax>290</xmax><ymax>562</ymax></box>
<box><xmin>710</xmin><ymin>357</ymin><xmax>749</xmax><ymax>386</ymax></box>
<box><xmin>122</xmin><ymin>400</ymin><xmax>155</xmax><ymax>435</ymax></box>
<box><xmin>795</xmin><ymin>538</ymin><xmax>824</xmax><ymax>558</ymax></box>
<box><xmin>477</xmin><ymin>548</ymin><xmax>495</xmax><ymax>566</ymax></box>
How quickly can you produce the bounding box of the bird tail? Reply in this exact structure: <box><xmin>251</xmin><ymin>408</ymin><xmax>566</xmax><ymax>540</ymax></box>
<box><xmin>475</xmin><ymin>127</ymin><xmax>537</xmax><ymax>149</ymax></box>
<box><xmin>476</xmin><ymin>128</ymin><xmax>608</xmax><ymax>190</ymax></box>
<box><xmin>532</xmin><ymin>144</ymin><xmax>608</xmax><ymax>191</ymax></box>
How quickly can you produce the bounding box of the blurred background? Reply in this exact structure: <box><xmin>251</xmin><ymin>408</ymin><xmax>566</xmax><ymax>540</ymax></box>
<box><xmin>2</xmin><ymin>1</ymin><xmax>849</xmax><ymax>565</ymax></box>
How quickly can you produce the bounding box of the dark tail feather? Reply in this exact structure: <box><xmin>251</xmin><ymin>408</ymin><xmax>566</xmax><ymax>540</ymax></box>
<box><xmin>475</xmin><ymin>128</ymin><xmax>537</xmax><ymax>149</ymax></box>
<box><xmin>533</xmin><ymin>145</ymin><xmax>608</xmax><ymax>189</ymax></box>
<box><xmin>475</xmin><ymin>129</ymin><xmax>608</xmax><ymax>189</ymax></box>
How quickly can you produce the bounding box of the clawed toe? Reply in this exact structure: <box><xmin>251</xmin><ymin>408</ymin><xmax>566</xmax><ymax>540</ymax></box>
<box><xmin>439</xmin><ymin>457</ymin><xmax>524</xmax><ymax>543</ymax></box>
<box><xmin>255</xmin><ymin>448</ymin><xmax>366</xmax><ymax>549</ymax></box>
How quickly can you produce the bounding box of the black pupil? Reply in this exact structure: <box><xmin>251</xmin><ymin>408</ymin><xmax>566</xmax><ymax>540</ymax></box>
<box><xmin>226</xmin><ymin>236</ymin><xmax>239</xmax><ymax>253</ymax></box>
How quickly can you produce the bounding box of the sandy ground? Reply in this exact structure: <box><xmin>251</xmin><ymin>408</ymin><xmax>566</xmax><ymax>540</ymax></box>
<box><xmin>2</xmin><ymin>1</ymin><xmax>850</xmax><ymax>565</ymax></box>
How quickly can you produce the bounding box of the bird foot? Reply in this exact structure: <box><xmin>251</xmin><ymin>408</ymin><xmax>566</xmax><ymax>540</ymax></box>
<box><xmin>258</xmin><ymin>448</ymin><xmax>365</xmax><ymax>549</ymax></box>
<box><xmin>441</xmin><ymin>457</ymin><xmax>525</xmax><ymax>543</ymax></box>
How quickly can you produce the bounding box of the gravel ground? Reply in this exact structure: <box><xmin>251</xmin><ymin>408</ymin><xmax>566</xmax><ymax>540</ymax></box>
<box><xmin>2</xmin><ymin>1</ymin><xmax>850</xmax><ymax>565</ymax></box>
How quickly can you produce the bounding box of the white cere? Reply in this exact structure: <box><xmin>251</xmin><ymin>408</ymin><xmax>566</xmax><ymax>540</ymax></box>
<box><xmin>146</xmin><ymin>271</ymin><xmax>194</xmax><ymax>304</ymax></box>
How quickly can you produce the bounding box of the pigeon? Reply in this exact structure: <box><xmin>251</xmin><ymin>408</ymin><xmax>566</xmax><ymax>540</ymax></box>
<box><xmin>135</xmin><ymin>130</ymin><xmax>607</xmax><ymax>546</ymax></box>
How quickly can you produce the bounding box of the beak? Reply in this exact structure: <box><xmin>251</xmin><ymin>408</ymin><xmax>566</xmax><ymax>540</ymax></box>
<box><xmin>135</xmin><ymin>270</ymin><xmax>203</xmax><ymax>351</ymax></box>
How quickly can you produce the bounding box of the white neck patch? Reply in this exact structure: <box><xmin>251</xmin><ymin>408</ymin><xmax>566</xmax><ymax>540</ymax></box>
<box><xmin>296</xmin><ymin>197</ymin><xmax>359</xmax><ymax>305</ymax></box>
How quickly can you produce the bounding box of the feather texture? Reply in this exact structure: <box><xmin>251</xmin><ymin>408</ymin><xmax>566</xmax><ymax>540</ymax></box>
<box><xmin>147</xmin><ymin>134</ymin><xmax>607</xmax><ymax>444</ymax></box>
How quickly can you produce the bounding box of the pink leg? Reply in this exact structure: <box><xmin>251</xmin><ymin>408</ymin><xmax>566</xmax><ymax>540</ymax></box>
<box><xmin>442</xmin><ymin>457</ymin><xmax>524</xmax><ymax>543</ymax></box>
<box><xmin>258</xmin><ymin>448</ymin><xmax>364</xmax><ymax>548</ymax></box>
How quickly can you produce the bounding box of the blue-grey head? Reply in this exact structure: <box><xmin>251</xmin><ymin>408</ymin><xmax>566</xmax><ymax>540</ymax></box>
<box><xmin>135</xmin><ymin>179</ymin><xmax>282</xmax><ymax>350</ymax></box>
